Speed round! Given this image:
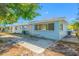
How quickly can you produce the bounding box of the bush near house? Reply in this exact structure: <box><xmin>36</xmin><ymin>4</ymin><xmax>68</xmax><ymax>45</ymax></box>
<box><xmin>68</xmin><ymin>22</ymin><xmax>79</xmax><ymax>39</ymax></box>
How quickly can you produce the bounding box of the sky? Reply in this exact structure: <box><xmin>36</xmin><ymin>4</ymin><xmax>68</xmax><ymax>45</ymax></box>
<box><xmin>17</xmin><ymin>3</ymin><xmax>78</xmax><ymax>24</ymax></box>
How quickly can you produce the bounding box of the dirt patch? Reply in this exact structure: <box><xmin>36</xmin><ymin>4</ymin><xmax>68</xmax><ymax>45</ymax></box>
<box><xmin>0</xmin><ymin>44</ymin><xmax>34</xmax><ymax>56</ymax></box>
<box><xmin>44</xmin><ymin>41</ymin><xmax>79</xmax><ymax>56</ymax></box>
<box><xmin>43</xmin><ymin>49</ymin><xmax>64</xmax><ymax>56</ymax></box>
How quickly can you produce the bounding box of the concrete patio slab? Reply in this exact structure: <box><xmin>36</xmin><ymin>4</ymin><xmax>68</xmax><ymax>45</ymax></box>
<box><xmin>17</xmin><ymin>39</ymin><xmax>53</xmax><ymax>54</ymax></box>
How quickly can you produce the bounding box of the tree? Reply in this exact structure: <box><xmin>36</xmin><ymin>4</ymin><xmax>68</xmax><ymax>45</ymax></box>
<box><xmin>73</xmin><ymin>22</ymin><xmax>79</xmax><ymax>39</ymax></box>
<box><xmin>0</xmin><ymin>3</ymin><xmax>41</xmax><ymax>25</ymax></box>
<box><xmin>67</xmin><ymin>24</ymin><xmax>74</xmax><ymax>30</ymax></box>
<box><xmin>67</xmin><ymin>21</ymin><xmax>79</xmax><ymax>39</ymax></box>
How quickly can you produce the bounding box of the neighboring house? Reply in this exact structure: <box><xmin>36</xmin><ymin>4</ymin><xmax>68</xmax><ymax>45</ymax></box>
<box><xmin>5</xmin><ymin>17</ymin><xmax>68</xmax><ymax>40</ymax></box>
<box><xmin>5</xmin><ymin>24</ymin><xmax>28</xmax><ymax>33</ymax></box>
<box><xmin>0</xmin><ymin>26</ymin><xmax>4</xmax><ymax>32</ymax></box>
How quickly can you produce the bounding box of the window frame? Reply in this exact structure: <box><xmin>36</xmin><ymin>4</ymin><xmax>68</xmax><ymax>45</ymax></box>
<box><xmin>34</xmin><ymin>22</ymin><xmax>54</xmax><ymax>31</ymax></box>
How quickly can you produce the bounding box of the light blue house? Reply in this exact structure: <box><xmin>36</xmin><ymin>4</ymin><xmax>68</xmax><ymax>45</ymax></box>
<box><xmin>27</xmin><ymin>17</ymin><xmax>68</xmax><ymax>40</ymax></box>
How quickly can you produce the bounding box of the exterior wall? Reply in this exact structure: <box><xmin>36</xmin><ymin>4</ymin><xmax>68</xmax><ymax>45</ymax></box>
<box><xmin>12</xmin><ymin>26</ymin><xmax>22</xmax><ymax>33</ymax></box>
<box><xmin>28</xmin><ymin>21</ymin><xmax>67</xmax><ymax>40</ymax></box>
<box><xmin>0</xmin><ymin>27</ymin><xmax>3</xmax><ymax>32</ymax></box>
<box><xmin>29</xmin><ymin>22</ymin><xmax>60</xmax><ymax>40</ymax></box>
<box><xmin>5</xmin><ymin>27</ymin><xmax>12</xmax><ymax>33</ymax></box>
<box><xmin>11</xmin><ymin>25</ymin><xmax>28</xmax><ymax>33</ymax></box>
<box><xmin>5</xmin><ymin>25</ymin><xmax>27</xmax><ymax>33</ymax></box>
<box><xmin>58</xmin><ymin>22</ymin><xmax>68</xmax><ymax>39</ymax></box>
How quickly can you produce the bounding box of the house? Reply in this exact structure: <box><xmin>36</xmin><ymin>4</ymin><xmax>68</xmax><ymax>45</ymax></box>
<box><xmin>5</xmin><ymin>17</ymin><xmax>68</xmax><ymax>40</ymax></box>
<box><xmin>0</xmin><ymin>26</ymin><xmax>4</xmax><ymax>32</ymax></box>
<box><xmin>27</xmin><ymin>17</ymin><xmax>68</xmax><ymax>40</ymax></box>
<box><xmin>5</xmin><ymin>24</ymin><xmax>28</xmax><ymax>33</ymax></box>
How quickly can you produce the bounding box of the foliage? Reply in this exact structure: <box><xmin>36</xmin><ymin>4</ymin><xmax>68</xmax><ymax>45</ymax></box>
<box><xmin>67</xmin><ymin>24</ymin><xmax>74</xmax><ymax>30</ymax></box>
<box><xmin>67</xmin><ymin>22</ymin><xmax>79</xmax><ymax>30</ymax></box>
<box><xmin>67</xmin><ymin>21</ymin><xmax>79</xmax><ymax>39</ymax></box>
<box><xmin>73</xmin><ymin>22</ymin><xmax>79</xmax><ymax>39</ymax></box>
<box><xmin>73</xmin><ymin>22</ymin><xmax>79</xmax><ymax>30</ymax></box>
<box><xmin>0</xmin><ymin>3</ymin><xmax>41</xmax><ymax>25</ymax></box>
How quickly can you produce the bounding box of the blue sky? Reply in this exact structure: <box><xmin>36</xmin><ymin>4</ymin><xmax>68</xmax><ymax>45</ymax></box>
<box><xmin>17</xmin><ymin>3</ymin><xmax>78</xmax><ymax>24</ymax></box>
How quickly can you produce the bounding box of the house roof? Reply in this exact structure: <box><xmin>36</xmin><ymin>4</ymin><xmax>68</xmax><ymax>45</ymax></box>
<box><xmin>29</xmin><ymin>17</ymin><xmax>68</xmax><ymax>24</ymax></box>
<box><xmin>6</xmin><ymin>23</ymin><xmax>28</xmax><ymax>27</ymax></box>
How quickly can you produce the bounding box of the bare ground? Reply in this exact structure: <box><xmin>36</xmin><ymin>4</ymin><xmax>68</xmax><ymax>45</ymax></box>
<box><xmin>0</xmin><ymin>44</ymin><xmax>64</xmax><ymax>56</ymax></box>
<box><xmin>44</xmin><ymin>41</ymin><xmax>79</xmax><ymax>56</ymax></box>
<box><xmin>0</xmin><ymin>32</ymin><xmax>79</xmax><ymax>56</ymax></box>
<box><xmin>0</xmin><ymin>40</ymin><xmax>79</xmax><ymax>56</ymax></box>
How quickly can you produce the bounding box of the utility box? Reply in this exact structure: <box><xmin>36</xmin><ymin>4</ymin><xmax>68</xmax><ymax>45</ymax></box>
<box><xmin>67</xmin><ymin>31</ymin><xmax>72</xmax><ymax>35</ymax></box>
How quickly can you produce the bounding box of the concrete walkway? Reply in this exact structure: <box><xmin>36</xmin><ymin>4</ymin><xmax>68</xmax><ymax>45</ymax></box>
<box><xmin>0</xmin><ymin>33</ymin><xmax>54</xmax><ymax>54</ymax></box>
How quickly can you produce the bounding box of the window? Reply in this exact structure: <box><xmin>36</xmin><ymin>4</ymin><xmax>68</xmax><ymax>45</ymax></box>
<box><xmin>35</xmin><ymin>25</ymin><xmax>38</xmax><ymax>30</ymax></box>
<box><xmin>28</xmin><ymin>25</ymin><xmax>32</xmax><ymax>30</ymax></box>
<box><xmin>42</xmin><ymin>24</ymin><xmax>47</xmax><ymax>30</ymax></box>
<box><xmin>15</xmin><ymin>26</ymin><xmax>18</xmax><ymax>30</ymax></box>
<box><xmin>22</xmin><ymin>25</ymin><xmax>24</xmax><ymax>29</ymax></box>
<box><xmin>35</xmin><ymin>24</ymin><xmax>42</xmax><ymax>30</ymax></box>
<box><xmin>60</xmin><ymin>23</ymin><xmax>63</xmax><ymax>30</ymax></box>
<box><xmin>38</xmin><ymin>24</ymin><xmax>42</xmax><ymax>30</ymax></box>
<box><xmin>47</xmin><ymin>23</ymin><xmax>54</xmax><ymax>30</ymax></box>
<box><xmin>35</xmin><ymin>23</ymin><xmax>54</xmax><ymax>31</ymax></box>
